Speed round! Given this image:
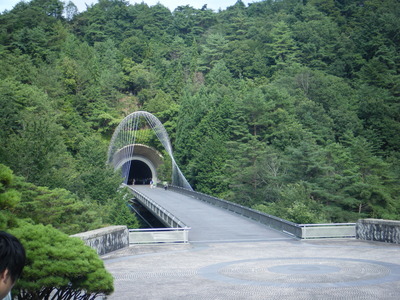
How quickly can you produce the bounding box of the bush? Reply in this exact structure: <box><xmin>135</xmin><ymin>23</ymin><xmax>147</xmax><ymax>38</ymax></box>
<box><xmin>10</xmin><ymin>223</ymin><xmax>114</xmax><ymax>300</ymax></box>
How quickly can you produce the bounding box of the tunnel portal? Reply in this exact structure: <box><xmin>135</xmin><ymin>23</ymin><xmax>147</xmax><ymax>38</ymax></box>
<box><xmin>113</xmin><ymin>144</ymin><xmax>163</xmax><ymax>185</ymax></box>
<box><xmin>108</xmin><ymin>111</ymin><xmax>192</xmax><ymax>190</ymax></box>
<box><xmin>126</xmin><ymin>160</ymin><xmax>152</xmax><ymax>185</ymax></box>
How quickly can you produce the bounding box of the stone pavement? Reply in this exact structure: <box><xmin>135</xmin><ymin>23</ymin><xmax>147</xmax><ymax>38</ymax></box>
<box><xmin>103</xmin><ymin>238</ymin><xmax>400</xmax><ymax>299</ymax></box>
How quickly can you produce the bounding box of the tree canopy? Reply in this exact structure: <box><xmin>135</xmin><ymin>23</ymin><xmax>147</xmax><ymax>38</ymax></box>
<box><xmin>1</xmin><ymin>1</ymin><xmax>399</xmax><ymax>295</ymax></box>
<box><xmin>0</xmin><ymin>0</ymin><xmax>399</xmax><ymax>231</ymax></box>
<box><xmin>0</xmin><ymin>165</ymin><xmax>114</xmax><ymax>299</ymax></box>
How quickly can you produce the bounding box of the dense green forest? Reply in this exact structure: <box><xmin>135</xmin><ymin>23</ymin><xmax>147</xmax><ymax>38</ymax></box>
<box><xmin>1</xmin><ymin>0</ymin><xmax>400</xmax><ymax>234</ymax></box>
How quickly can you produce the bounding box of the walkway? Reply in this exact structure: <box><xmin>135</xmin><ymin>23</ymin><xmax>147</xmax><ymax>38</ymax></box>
<box><xmin>102</xmin><ymin>186</ymin><xmax>400</xmax><ymax>299</ymax></box>
<box><xmin>104</xmin><ymin>239</ymin><xmax>400</xmax><ymax>299</ymax></box>
<box><xmin>131</xmin><ymin>185</ymin><xmax>289</xmax><ymax>242</ymax></box>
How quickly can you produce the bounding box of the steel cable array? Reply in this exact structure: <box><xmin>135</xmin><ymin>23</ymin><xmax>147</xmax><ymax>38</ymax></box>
<box><xmin>107</xmin><ymin>111</ymin><xmax>192</xmax><ymax>190</ymax></box>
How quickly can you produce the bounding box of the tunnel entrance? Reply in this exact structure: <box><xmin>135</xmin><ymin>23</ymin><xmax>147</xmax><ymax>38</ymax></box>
<box><xmin>127</xmin><ymin>160</ymin><xmax>152</xmax><ymax>185</ymax></box>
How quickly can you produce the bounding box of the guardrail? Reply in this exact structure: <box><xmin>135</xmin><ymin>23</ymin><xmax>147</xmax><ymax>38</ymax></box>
<box><xmin>300</xmin><ymin>223</ymin><xmax>356</xmax><ymax>239</ymax></box>
<box><xmin>125</xmin><ymin>185</ymin><xmax>191</xmax><ymax>244</ymax></box>
<box><xmin>129</xmin><ymin>228</ymin><xmax>190</xmax><ymax>244</ymax></box>
<box><xmin>168</xmin><ymin>185</ymin><xmax>356</xmax><ymax>239</ymax></box>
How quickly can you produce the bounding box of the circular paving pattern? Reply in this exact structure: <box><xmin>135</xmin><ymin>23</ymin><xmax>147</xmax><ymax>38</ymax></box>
<box><xmin>268</xmin><ymin>264</ymin><xmax>340</xmax><ymax>274</ymax></box>
<box><xmin>199</xmin><ymin>257</ymin><xmax>400</xmax><ymax>288</ymax></box>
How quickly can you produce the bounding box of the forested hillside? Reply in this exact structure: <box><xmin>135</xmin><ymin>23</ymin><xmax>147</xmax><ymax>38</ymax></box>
<box><xmin>1</xmin><ymin>0</ymin><xmax>399</xmax><ymax>229</ymax></box>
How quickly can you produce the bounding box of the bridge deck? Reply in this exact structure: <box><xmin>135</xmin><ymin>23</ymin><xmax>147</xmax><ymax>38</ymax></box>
<box><xmin>131</xmin><ymin>186</ymin><xmax>291</xmax><ymax>242</ymax></box>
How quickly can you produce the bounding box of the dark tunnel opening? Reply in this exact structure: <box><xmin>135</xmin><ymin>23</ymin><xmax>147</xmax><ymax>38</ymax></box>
<box><xmin>127</xmin><ymin>160</ymin><xmax>152</xmax><ymax>185</ymax></box>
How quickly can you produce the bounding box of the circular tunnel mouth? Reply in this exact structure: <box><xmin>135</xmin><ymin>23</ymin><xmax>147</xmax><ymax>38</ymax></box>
<box><xmin>126</xmin><ymin>160</ymin><xmax>152</xmax><ymax>185</ymax></box>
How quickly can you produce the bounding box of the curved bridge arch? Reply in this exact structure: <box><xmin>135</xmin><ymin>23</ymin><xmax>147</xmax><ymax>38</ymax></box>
<box><xmin>107</xmin><ymin>111</ymin><xmax>192</xmax><ymax>190</ymax></box>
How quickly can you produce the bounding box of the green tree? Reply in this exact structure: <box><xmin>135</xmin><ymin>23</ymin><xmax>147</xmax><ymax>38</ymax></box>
<box><xmin>94</xmin><ymin>39</ymin><xmax>124</xmax><ymax>103</ymax></box>
<box><xmin>205</xmin><ymin>61</ymin><xmax>233</xmax><ymax>86</ymax></box>
<box><xmin>0</xmin><ymin>164</ymin><xmax>114</xmax><ymax>299</ymax></box>
<box><xmin>345</xmin><ymin>135</ymin><xmax>399</xmax><ymax>219</ymax></box>
<box><xmin>0</xmin><ymin>78</ymin><xmax>51</xmax><ymax>139</ymax></box>
<box><xmin>175</xmin><ymin>88</ymin><xmax>210</xmax><ymax>167</ymax></box>
<box><xmin>2</xmin><ymin>116</ymin><xmax>72</xmax><ymax>188</ymax></box>
<box><xmin>188</xmin><ymin>133</ymin><xmax>229</xmax><ymax>195</ymax></box>
<box><xmin>199</xmin><ymin>33</ymin><xmax>228</xmax><ymax>72</ymax></box>
<box><xmin>105</xmin><ymin>187</ymin><xmax>140</xmax><ymax>228</ymax></box>
<box><xmin>119</xmin><ymin>35</ymin><xmax>148</xmax><ymax>63</ymax></box>
<box><xmin>0</xmin><ymin>164</ymin><xmax>21</xmax><ymax>229</ymax></box>
<box><xmin>268</xmin><ymin>21</ymin><xmax>299</xmax><ymax>71</ymax></box>
<box><xmin>254</xmin><ymin>183</ymin><xmax>329</xmax><ymax>224</ymax></box>
<box><xmin>0</xmin><ymin>164</ymin><xmax>20</xmax><ymax>209</ymax></box>
<box><xmin>224</xmin><ymin>138</ymin><xmax>282</xmax><ymax>206</ymax></box>
<box><xmin>357</xmin><ymin>85</ymin><xmax>400</xmax><ymax>153</ymax></box>
<box><xmin>291</xmin><ymin>4</ymin><xmax>340</xmax><ymax>69</ymax></box>
<box><xmin>122</xmin><ymin>59</ymin><xmax>158</xmax><ymax>96</ymax></box>
<box><xmin>75</xmin><ymin>136</ymin><xmax>123</xmax><ymax>203</ymax></box>
<box><xmin>172</xmin><ymin>5</ymin><xmax>216</xmax><ymax>42</ymax></box>
<box><xmin>10</xmin><ymin>223</ymin><xmax>114</xmax><ymax>300</ymax></box>
<box><xmin>15</xmin><ymin>183</ymin><xmax>103</xmax><ymax>235</ymax></box>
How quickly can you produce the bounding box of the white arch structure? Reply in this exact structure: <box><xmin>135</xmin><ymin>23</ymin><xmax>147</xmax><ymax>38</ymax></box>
<box><xmin>107</xmin><ymin>111</ymin><xmax>192</xmax><ymax>190</ymax></box>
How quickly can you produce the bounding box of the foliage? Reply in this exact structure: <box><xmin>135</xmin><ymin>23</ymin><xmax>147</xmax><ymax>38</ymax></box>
<box><xmin>0</xmin><ymin>0</ymin><xmax>399</xmax><ymax>228</ymax></box>
<box><xmin>0</xmin><ymin>163</ymin><xmax>104</xmax><ymax>234</ymax></box>
<box><xmin>0</xmin><ymin>164</ymin><xmax>21</xmax><ymax>210</ymax></box>
<box><xmin>105</xmin><ymin>187</ymin><xmax>140</xmax><ymax>228</ymax></box>
<box><xmin>15</xmin><ymin>183</ymin><xmax>103</xmax><ymax>235</ymax></box>
<box><xmin>0</xmin><ymin>165</ymin><xmax>21</xmax><ymax>229</ymax></box>
<box><xmin>0</xmin><ymin>164</ymin><xmax>114</xmax><ymax>299</ymax></box>
<box><xmin>10</xmin><ymin>223</ymin><xmax>113</xmax><ymax>300</ymax></box>
<box><xmin>254</xmin><ymin>183</ymin><xmax>329</xmax><ymax>224</ymax></box>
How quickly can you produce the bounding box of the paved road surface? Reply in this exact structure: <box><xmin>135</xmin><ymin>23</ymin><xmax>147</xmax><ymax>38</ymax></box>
<box><xmin>131</xmin><ymin>185</ymin><xmax>290</xmax><ymax>243</ymax></box>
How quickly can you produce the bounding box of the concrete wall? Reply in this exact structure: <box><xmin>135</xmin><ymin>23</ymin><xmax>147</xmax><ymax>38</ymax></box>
<box><xmin>71</xmin><ymin>225</ymin><xmax>129</xmax><ymax>255</ymax></box>
<box><xmin>356</xmin><ymin>219</ymin><xmax>400</xmax><ymax>244</ymax></box>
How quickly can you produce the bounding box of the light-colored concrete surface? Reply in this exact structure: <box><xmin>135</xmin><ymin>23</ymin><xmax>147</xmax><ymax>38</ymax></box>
<box><xmin>131</xmin><ymin>186</ymin><xmax>291</xmax><ymax>242</ymax></box>
<box><xmin>109</xmin><ymin>186</ymin><xmax>400</xmax><ymax>299</ymax></box>
<box><xmin>103</xmin><ymin>239</ymin><xmax>400</xmax><ymax>299</ymax></box>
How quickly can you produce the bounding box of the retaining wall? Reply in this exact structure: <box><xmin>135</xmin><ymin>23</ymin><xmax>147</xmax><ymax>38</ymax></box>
<box><xmin>356</xmin><ymin>219</ymin><xmax>400</xmax><ymax>244</ymax></box>
<box><xmin>71</xmin><ymin>225</ymin><xmax>129</xmax><ymax>255</ymax></box>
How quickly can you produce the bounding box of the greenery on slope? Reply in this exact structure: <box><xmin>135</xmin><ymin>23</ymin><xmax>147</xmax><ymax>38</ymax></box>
<box><xmin>0</xmin><ymin>0</ymin><xmax>399</xmax><ymax>229</ymax></box>
<box><xmin>1</xmin><ymin>1</ymin><xmax>399</xmax><ymax>294</ymax></box>
<box><xmin>0</xmin><ymin>164</ymin><xmax>114</xmax><ymax>299</ymax></box>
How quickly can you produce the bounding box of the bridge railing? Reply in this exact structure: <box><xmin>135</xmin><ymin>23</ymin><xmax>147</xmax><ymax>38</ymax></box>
<box><xmin>300</xmin><ymin>223</ymin><xmax>356</xmax><ymax>239</ymax></box>
<box><xmin>168</xmin><ymin>185</ymin><xmax>355</xmax><ymax>239</ymax></box>
<box><xmin>125</xmin><ymin>185</ymin><xmax>191</xmax><ymax>244</ymax></box>
<box><xmin>128</xmin><ymin>228</ymin><xmax>189</xmax><ymax>244</ymax></box>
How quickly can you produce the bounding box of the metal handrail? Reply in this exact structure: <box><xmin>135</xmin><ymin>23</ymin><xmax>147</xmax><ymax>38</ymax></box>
<box><xmin>129</xmin><ymin>228</ymin><xmax>190</xmax><ymax>232</ymax></box>
<box><xmin>167</xmin><ymin>185</ymin><xmax>356</xmax><ymax>239</ymax></box>
<box><xmin>300</xmin><ymin>223</ymin><xmax>356</xmax><ymax>239</ymax></box>
<box><xmin>299</xmin><ymin>223</ymin><xmax>356</xmax><ymax>227</ymax></box>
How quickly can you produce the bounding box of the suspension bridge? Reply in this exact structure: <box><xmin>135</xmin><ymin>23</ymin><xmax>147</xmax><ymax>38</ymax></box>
<box><xmin>107</xmin><ymin>111</ymin><xmax>292</xmax><ymax>242</ymax></box>
<box><xmin>103</xmin><ymin>111</ymin><xmax>400</xmax><ymax>300</ymax></box>
<box><xmin>107</xmin><ymin>111</ymin><xmax>354</xmax><ymax>242</ymax></box>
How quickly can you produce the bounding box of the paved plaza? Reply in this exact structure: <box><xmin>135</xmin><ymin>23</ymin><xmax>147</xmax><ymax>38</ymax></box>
<box><xmin>103</xmin><ymin>238</ymin><xmax>400</xmax><ymax>299</ymax></box>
